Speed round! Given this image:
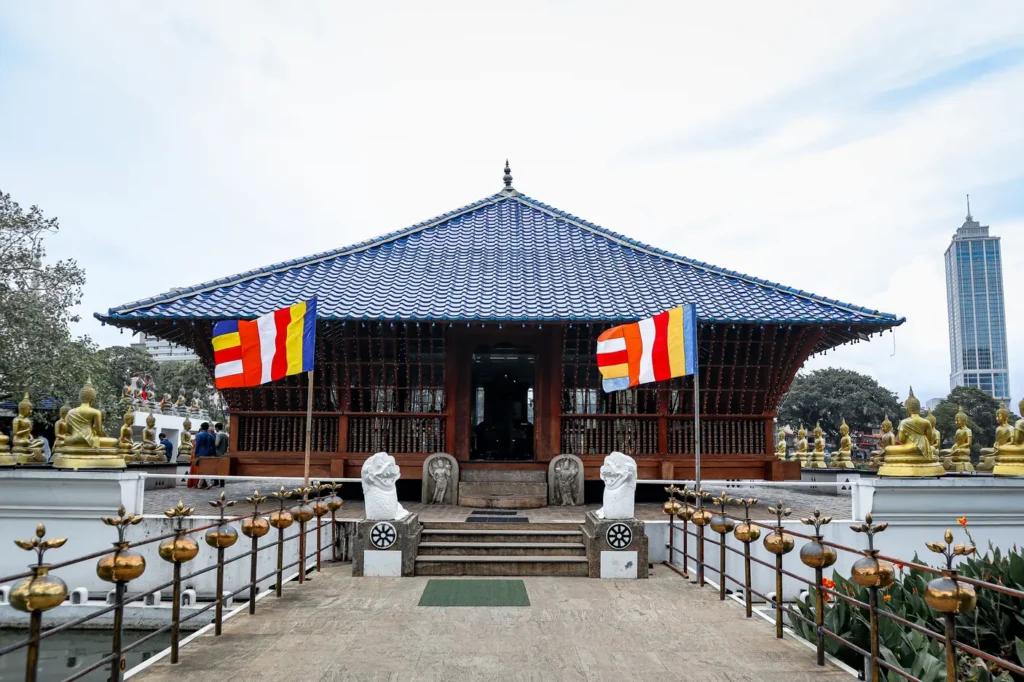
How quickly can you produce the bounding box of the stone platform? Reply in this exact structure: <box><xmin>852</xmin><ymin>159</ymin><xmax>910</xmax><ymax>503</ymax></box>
<box><xmin>132</xmin><ymin>563</ymin><xmax>847</xmax><ymax>682</ymax></box>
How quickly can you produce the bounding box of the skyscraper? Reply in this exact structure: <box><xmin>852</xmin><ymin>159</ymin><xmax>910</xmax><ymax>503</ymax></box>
<box><xmin>945</xmin><ymin>200</ymin><xmax>1010</xmax><ymax>403</ymax></box>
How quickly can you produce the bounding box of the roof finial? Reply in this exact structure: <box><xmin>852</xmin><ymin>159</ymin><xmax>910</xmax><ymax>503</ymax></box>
<box><xmin>966</xmin><ymin>193</ymin><xmax>972</xmax><ymax>221</ymax></box>
<box><xmin>503</xmin><ymin>159</ymin><xmax>513</xmax><ymax>190</ymax></box>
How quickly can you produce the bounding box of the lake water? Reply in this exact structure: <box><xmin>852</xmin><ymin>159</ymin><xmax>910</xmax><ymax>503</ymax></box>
<box><xmin>0</xmin><ymin>629</ymin><xmax>169</xmax><ymax>682</ymax></box>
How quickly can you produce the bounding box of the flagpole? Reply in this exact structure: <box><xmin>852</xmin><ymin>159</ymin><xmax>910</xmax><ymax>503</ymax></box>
<box><xmin>693</xmin><ymin>368</ymin><xmax>702</xmax><ymax>495</ymax></box>
<box><xmin>303</xmin><ymin>369</ymin><xmax>313</xmax><ymax>487</ymax></box>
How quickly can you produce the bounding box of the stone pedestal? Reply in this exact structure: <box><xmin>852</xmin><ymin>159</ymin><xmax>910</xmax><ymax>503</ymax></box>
<box><xmin>582</xmin><ymin>511</ymin><xmax>648</xmax><ymax>579</ymax></box>
<box><xmin>352</xmin><ymin>514</ymin><xmax>422</xmax><ymax>577</ymax></box>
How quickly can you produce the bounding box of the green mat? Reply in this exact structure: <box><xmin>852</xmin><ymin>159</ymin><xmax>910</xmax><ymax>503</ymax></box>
<box><xmin>418</xmin><ymin>579</ymin><xmax>530</xmax><ymax>607</ymax></box>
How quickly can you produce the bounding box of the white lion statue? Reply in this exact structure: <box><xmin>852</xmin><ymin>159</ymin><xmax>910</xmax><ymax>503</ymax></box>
<box><xmin>362</xmin><ymin>452</ymin><xmax>410</xmax><ymax>521</ymax></box>
<box><xmin>596</xmin><ymin>451</ymin><xmax>637</xmax><ymax>519</ymax></box>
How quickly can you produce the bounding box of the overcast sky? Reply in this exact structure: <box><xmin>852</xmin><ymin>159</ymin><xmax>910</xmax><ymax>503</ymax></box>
<box><xmin>2</xmin><ymin>2</ymin><xmax>1022</xmax><ymax>405</ymax></box>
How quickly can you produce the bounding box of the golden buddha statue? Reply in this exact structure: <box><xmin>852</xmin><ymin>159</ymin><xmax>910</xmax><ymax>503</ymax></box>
<box><xmin>832</xmin><ymin>418</ymin><xmax>855</xmax><ymax>469</ymax></box>
<box><xmin>52</xmin><ymin>380</ymin><xmax>125</xmax><ymax>470</ymax></box>
<box><xmin>868</xmin><ymin>415</ymin><xmax>894</xmax><ymax>470</ymax></box>
<box><xmin>160</xmin><ymin>393</ymin><xmax>171</xmax><ymax>413</ymax></box>
<box><xmin>879</xmin><ymin>387</ymin><xmax>944</xmax><ymax>477</ymax></box>
<box><xmin>53</xmin><ymin>404</ymin><xmax>71</xmax><ymax>456</ymax></box>
<box><xmin>791</xmin><ymin>424</ymin><xmax>808</xmax><ymax>463</ymax></box>
<box><xmin>993</xmin><ymin>397</ymin><xmax>1024</xmax><ymax>477</ymax></box>
<box><xmin>805</xmin><ymin>421</ymin><xmax>827</xmax><ymax>468</ymax></box>
<box><xmin>775</xmin><ymin>428</ymin><xmax>787</xmax><ymax>460</ymax></box>
<box><xmin>177</xmin><ymin>417</ymin><xmax>194</xmax><ymax>464</ymax></box>
<box><xmin>0</xmin><ymin>405</ymin><xmax>12</xmax><ymax>466</ymax></box>
<box><xmin>118</xmin><ymin>411</ymin><xmax>143</xmax><ymax>462</ymax></box>
<box><xmin>12</xmin><ymin>393</ymin><xmax>47</xmax><ymax>464</ymax></box>
<box><xmin>938</xmin><ymin>406</ymin><xmax>973</xmax><ymax>472</ymax></box>
<box><xmin>978</xmin><ymin>403</ymin><xmax>1011</xmax><ymax>472</ymax></box>
<box><xmin>140</xmin><ymin>414</ymin><xmax>163</xmax><ymax>462</ymax></box>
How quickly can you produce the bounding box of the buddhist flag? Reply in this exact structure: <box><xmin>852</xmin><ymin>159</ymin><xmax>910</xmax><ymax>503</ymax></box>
<box><xmin>212</xmin><ymin>298</ymin><xmax>317</xmax><ymax>389</ymax></box>
<box><xmin>596</xmin><ymin>304</ymin><xmax>697</xmax><ymax>392</ymax></box>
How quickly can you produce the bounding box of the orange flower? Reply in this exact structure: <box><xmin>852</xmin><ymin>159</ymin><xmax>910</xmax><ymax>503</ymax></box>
<box><xmin>957</xmin><ymin>517</ymin><xmax>968</xmax><ymax>527</ymax></box>
<box><xmin>883</xmin><ymin>594</ymin><xmax>892</xmax><ymax>603</ymax></box>
<box><xmin>822</xmin><ymin>577</ymin><xmax>836</xmax><ymax>589</ymax></box>
<box><xmin>895</xmin><ymin>561</ymin><xmax>905</xmax><ymax>572</ymax></box>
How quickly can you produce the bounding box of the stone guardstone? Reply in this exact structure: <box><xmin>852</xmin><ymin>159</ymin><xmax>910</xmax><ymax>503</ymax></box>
<box><xmin>547</xmin><ymin>454</ymin><xmax>584</xmax><ymax>506</ymax></box>
<box><xmin>352</xmin><ymin>513</ymin><xmax>422</xmax><ymax>577</ymax></box>
<box><xmin>581</xmin><ymin>511</ymin><xmax>648</xmax><ymax>579</ymax></box>
<box><xmin>421</xmin><ymin>453</ymin><xmax>459</xmax><ymax>505</ymax></box>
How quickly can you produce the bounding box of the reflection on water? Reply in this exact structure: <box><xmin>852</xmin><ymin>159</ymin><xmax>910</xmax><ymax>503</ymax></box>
<box><xmin>0</xmin><ymin>629</ymin><xmax>168</xmax><ymax>682</ymax></box>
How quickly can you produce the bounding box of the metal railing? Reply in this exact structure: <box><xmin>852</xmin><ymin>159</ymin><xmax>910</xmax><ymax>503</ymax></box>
<box><xmin>0</xmin><ymin>481</ymin><xmax>347</xmax><ymax>682</ymax></box>
<box><xmin>660</xmin><ymin>485</ymin><xmax>1024</xmax><ymax>682</ymax></box>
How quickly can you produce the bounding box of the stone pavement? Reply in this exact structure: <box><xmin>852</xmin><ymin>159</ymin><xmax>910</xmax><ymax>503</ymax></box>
<box><xmin>143</xmin><ymin>479</ymin><xmax>852</xmax><ymax>521</ymax></box>
<box><xmin>135</xmin><ymin>564</ymin><xmax>848</xmax><ymax>682</ymax></box>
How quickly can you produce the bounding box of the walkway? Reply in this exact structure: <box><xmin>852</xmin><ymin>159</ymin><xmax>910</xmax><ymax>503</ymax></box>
<box><xmin>134</xmin><ymin>564</ymin><xmax>847</xmax><ymax>682</ymax></box>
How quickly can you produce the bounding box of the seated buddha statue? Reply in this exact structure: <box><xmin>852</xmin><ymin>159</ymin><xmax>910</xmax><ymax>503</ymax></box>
<box><xmin>0</xmin><ymin>410</ymin><xmax>12</xmax><ymax>466</ymax></box>
<box><xmin>53</xmin><ymin>404</ymin><xmax>71</xmax><ymax>456</ymax></box>
<box><xmin>978</xmin><ymin>403</ymin><xmax>1011</xmax><ymax>472</ymax></box>
<box><xmin>174</xmin><ymin>389</ymin><xmax>187</xmax><ymax>416</ymax></box>
<box><xmin>775</xmin><ymin>428</ymin><xmax>787</xmax><ymax>460</ymax></box>
<box><xmin>140</xmin><ymin>414</ymin><xmax>164</xmax><ymax>462</ymax></box>
<box><xmin>832</xmin><ymin>418</ymin><xmax>855</xmax><ymax>469</ymax></box>
<box><xmin>12</xmin><ymin>394</ymin><xmax>47</xmax><ymax>464</ymax></box>
<box><xmin>177</xmin><ymin>418</ymin><xmax>194</xmax><ymax>464</ymax></box>
<box><xmin>790</xmin><ymin>425</ymin><xmax>808</xmax><ymax>463</ymax></box>
<box><xmin>119</xmin><ymin>411</ymin><xmax>143</xmax><ymax>462</ymax></box>
<box><xmin>53</xmin><ymin>380</ymin><xmax>125</xmax><ymax>470</ymax></box>
<box><xmin>869</xmin><ymin>415</ymin><xmax>894</xmax><ymax>470</ymax></box>
<box><xmin>879</xmin><ymin>388</ymin><xmax>944</xmax><ymax>477</ymax></box>
<box><xmin>994</xmin><ymin>397</ymin><xmax>1024</xmax><ymax>477</ymax></box>
<box><xmin>805</xmin><ymin>421</ymin><xmax>827</xmax><ymax>468</ymax></box>
<box><xmin>159</xmin><ymin>393</ymin><xmax>171</xmax><ymax>415</ymax></box>
<box><xmin>939</xmin><ymin>406</ymin><xmax>973</xmax><ymax>472</ymax></box>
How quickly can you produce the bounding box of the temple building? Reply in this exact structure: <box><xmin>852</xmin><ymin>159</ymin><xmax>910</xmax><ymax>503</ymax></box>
<box><xmin>97</xmin><ymin>166</ymin><xmax>903</xmax><ymax>485</ymax></box>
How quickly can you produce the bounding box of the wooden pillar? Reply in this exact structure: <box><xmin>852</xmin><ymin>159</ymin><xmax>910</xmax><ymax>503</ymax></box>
<box><xmin>338</xmin><ymin>415</ymin><xmax>349</xmax><ymax>454</ymax></box>
<box><xmin>228</xmin><ymin>414</ymin><xmax>239</xmax><ymax>453</ymax></box>
<box><xmin>657</xmin><ymin>390</ymin><xmax>669</xmax><ymax>455</ymax></box>
<box><xmin>535</xmin><ymin>326</ymin><xmax>562</xmax><ymax>461</ymax></box>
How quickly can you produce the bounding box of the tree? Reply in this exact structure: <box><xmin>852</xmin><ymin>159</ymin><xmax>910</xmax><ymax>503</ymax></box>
<box><xmin>0</xmin><ymin>190</ymin><xmax>88</xmax><ymax>410</ymax></box>
<box><xmin>97</xmin><ymin>345</ymin><xmax>159</xmax><ymax>397</ymax></box>
<box><xmin>778</xmin><ymin>368</ymin><xmax>904</xmax><ymax>443</ymax></box>
<box><xmin>932</xmin><ymin>386</ymin><xmax>1009</xmax><ymax>457</ymax></box>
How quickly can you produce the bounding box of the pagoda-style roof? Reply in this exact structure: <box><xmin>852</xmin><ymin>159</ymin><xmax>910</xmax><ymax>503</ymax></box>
<box><xmin>98</xmin><ymin>182</ymin><xmax>903</xmax><ymax>334</ymax></box>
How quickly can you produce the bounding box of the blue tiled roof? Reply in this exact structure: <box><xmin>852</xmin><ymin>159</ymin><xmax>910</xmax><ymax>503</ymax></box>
<box><xmin>99</xmin><ymin>190</ymin><xmax>903</xmax><ymax>327</ymax></box>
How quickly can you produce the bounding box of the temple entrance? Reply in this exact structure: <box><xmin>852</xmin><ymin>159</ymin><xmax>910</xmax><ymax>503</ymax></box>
<box><xmin>470</xmin><ymin>347</ymin><xmax>535</xmax><ymax>460</ymax></box>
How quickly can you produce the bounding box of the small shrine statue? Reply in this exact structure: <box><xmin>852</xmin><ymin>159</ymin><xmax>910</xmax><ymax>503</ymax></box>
<box><xmin>53</xmin><ymin>404</ymin><xmax>71</xmax><ymax>455</ymax></box>
<box><xmin>774</xmin><ymin>428</ymin><xmax>787</xmax><ymax>460</ymax></box>
<box><xmin>790</xmin><ymin>424</ymin><xmax>808</xmax><ymax>463</ymax></box>
<box><xmin>428</xmin><ymin>457</ymin><xmax>452</xmax><ymax>504</ymax></box>
<box><xmin>978</xmin><ymin>403</ymin><xmax>1012</xmax><ymax>472</ymax></box>
<box><xmin>159</xmin><ymin>393</ymin><xmax>172</xmax><ymax>414</ymax></box>
<box><xmin>805</xmin><ymin>421</ymin><xmax>827</xmax><ymax>469</ymax></box>
<box><xmin>52</xmin><ymin>380</ymin><xmax>124</xmax><ymax>469</ymax></box>
<box><xmin>119</xmin><ymin>411</ymin><xmax>143</xmax><ymax>462</ymax></box>
<box><xmin>121</xmin><ymin>382</ymin><xmax>135</xmax><ymax>406</ymax></box>
<box><xmin>879</xmin><ymin>387</ymin><xmax>944</xmax><ymax>477</ymax></box>
<box><xmin>993</xmin><ymin>397</ymin><xmax>1024</xmax><ymax>477</ymax></box>
<box><xmin>190</xmin><ymin>389</ymin><xmax>203</xmax><ymax>415</ymax></box>
<box><xmin>869</xmin><ymin>415</ymin><xmax>894</xmax><ymax>470</ymax></box>
<box><xmin>12</xmin><ymin>393</ymin><xmax>47</xmax><ymax>464</ymax></box>
<box><xmin>926</xmin><ymin>409</ymin><xmax>941</xmax><ymax>451</ymax></box>
<box><xmin>140</xmin><ymin>414</ymin><xmax>163</xmax><ymax>462</ymax></box>
<box><xmin>0</xmin><ymin>423</ymin><xmax>10</xmax><ymax>466</ymax></box>
<box><xmin>832</xmin><ymin>418</ymin><xmax>855</xmax><ymax>469</ymax></box>
<box><xmin>174</xmin><ymin>389</ymin><xmax>187</xmax><ymax>416</ymax></box>
<box><xmin>555</xmin><ymin>457</ymin><xmax>580</xmax><ymax>506</ymax></box>
<box><xmin>177</xmin><ymin>418</ymin><xmax>194</xmax><ymax>464</ymax></box>
<box><xmin>938</xmin><ymin>406</ymin><xmax>973</xmax><ymax>472</ymax></box>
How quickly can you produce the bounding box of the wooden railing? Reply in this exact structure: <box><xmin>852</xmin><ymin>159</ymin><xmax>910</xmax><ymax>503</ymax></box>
<box><xmin>237</xmin><ymin>415</ymin><xmax>339</xmax><ymax>452</ymax></box>
<box><xmin>667</xmin><ymin>417</ymin><xmax>767</xmax><ymax>455</ymax></box>
<box><xmin>559</xmin><ymin>415</ymin><xmax>769</xmax><ymax>456</ymax></box>
<box><xmin>560</xmin><ymin>415</ymin><xmax>659</xmax><ymax>454</ymax></box>
<box><xmin>346</xmin><ymin>415</ymin><xmax>446</xmax><ymax>453</ymax></box>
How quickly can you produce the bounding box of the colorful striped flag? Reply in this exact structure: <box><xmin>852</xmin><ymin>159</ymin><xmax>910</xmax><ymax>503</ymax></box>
<box><xmin>596</xmin><ymin>304</ymin><xmax>697</xmax><ymax>392</ymax></box>
<box><xmin>212</xmin><ymin>298</ymin><xmax>317</xmax><ymax>389</ymax></box>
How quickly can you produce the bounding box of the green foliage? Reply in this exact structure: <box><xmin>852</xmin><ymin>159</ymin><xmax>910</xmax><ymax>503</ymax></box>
<box><xmin>932</xmin><ymin>386</ymin><xmax>1012</xmax><ymax>456</ymax></box>
<box><xmin>778</xmin><ymin>368</ymin><xmax>904</xmax><ymax>441</ymax></box>
<box><xmin>157</xmin><ymin>360</ymin><xmax>224</xmax><ymax>423</ymax></box>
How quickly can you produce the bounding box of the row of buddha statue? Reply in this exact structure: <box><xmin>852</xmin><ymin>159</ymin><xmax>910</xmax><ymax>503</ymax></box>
<box><xmin>773</xmin><ymin>388</ymin><xmax>1024</xmax><ymax>477</ymax></box>
<box><xmin>121</xmin><ymin>380</ymin><xmax>209</xmax><ymax>420</ymax></box>
<box><xmin>1</xmin><ymin>381</ymin><xmax>195</xmax><ymax>469</ymax></box>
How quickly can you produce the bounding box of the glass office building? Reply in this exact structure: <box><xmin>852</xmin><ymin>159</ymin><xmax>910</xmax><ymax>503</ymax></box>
<box><xmin>944</xmin><ymin>210</ymin><xmax>1010</xmax><ymax>403</ymax></box>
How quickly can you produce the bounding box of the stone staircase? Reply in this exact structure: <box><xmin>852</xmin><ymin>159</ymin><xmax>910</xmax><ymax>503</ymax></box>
<box><xmin>457</xmin><ymin>469</ymin><xmax>548</xmax><ymax>509</ymax></box>
<box><xmin>414</xmin><ymin>522</ymin><xmax>589</xmax><ymax>576</ymax></box>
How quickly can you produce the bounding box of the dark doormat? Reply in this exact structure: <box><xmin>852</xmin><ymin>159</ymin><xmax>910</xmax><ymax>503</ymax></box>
<box><xmin>470</xmin><ymin>510</ymin><xmax>517</xmax><ymax>516</ymax></box>
<box><xmin>465</xmin><ymin>516</ymin><xmax>528</xmax><ymax>523</ymax></box>
<box><xmin>418</xmin><ymin>579</ymin><xmax>530</xmax><ymax>607</ymax></box>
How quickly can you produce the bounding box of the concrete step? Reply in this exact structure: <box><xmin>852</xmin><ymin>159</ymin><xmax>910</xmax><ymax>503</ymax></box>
<box><xmin>418</xmin><ymin>542</ymin><xmax>586</xmax><ymax>557</ymax></box>
<box><xmin>423</xmin><ymin>522</ymin><xmax>581</xmax><ymax>531</ymax></box>
<box><xmin>414</xmin><ymin>555</ymin><xmax>589</xmax><ymax>577</ymax></box>
<box><xmin>421</xmin><ymin>528</ymin><xmax>583</xmax><ymax>544</ymax></box>
<box><xmin>460</xmin><ymin>469</ymin><xmax>547</xmax><ymax>483</ymax></box>
<box><xmin>458</xmin><ymin>481</ymin><xmax>548</xmax><ymax>497</ymax></box>
<box><xmin>458</xmin><ymin>493</ymin><xmax>547</xmax><ymax>509</ymax></box>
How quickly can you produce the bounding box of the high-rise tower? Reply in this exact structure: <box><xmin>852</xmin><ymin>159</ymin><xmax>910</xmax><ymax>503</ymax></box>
<box><xmin>944</xmin><ymin>198</ymin><xmax>1010</xmax><ymax>402</ymax></box>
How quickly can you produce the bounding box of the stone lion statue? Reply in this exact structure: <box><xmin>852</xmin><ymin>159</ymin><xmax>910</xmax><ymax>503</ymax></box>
<box><xmin>361</xmin><ymin>452</ymin><xmax>410</xmax><ymax>521</ymax></box>
<box><xmin>596</xmin><ymin>451</ymin><xmax>637</xmax><ymax>519</ymax></box>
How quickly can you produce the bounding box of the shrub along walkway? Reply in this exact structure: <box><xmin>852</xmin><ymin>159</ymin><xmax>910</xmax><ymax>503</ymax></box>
<box><xmin>134</xmin><ymin>564</ymin><xmax>847</xmax><ymax>682</ymax></box>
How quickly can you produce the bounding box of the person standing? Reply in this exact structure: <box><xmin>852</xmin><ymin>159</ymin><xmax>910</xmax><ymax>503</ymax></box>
<box><xmin>213</xmin><ymin>422</ymin><xmax>228</xmax><ymax>488</ymax></box>
<box><xmin>194</xmin><ymin>422</ymin><xmax>217</xmax><ymax>489</ymax></box>
<box><xmin>159</xmin><ymin>432</ymin><xmax>174</xmax><ymax>462</ymax></box>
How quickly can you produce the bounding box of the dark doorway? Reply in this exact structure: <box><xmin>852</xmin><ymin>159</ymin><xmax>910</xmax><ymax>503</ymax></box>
<box><xmin>470</xmin><ymin>347</ymin><xmax>535</xmax><ymax>460</ymax></box>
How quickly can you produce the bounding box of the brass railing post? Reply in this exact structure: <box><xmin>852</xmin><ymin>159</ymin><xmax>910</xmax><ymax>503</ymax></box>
<box><xmin>923</xmin><ymin>528</ymin><xmax>979</xmax><ymax>682</ymax></box>
<box><xmin>292</xmin><ymin>486</ymin><xmax>315</xmax><ymax>584</ymax></box>
<box><xmin>10</xmin><ymin>524</ymin><xmax>68</xmax><ymax>682</ymax></box>
<box><xmin>710</xmin><ymin>492</ymin><xmax>736</xmax><ymax>601</ymax></box>
<box><xmin>321</xmin><ymin>481</ymin><xmax>345</xmax><ymax>562</ymax></box>
<box><xmin>763</xmin><ymin>501</ymin><xmax>794</xmax><ymax>639</ymax></box>
<box><xmin>270</xmin><ymin>487</ymin><xmax>295</xmax><ymax>597</ymax></box>
<box><xmin>312</xmin><ymin>482</ymin><xmax>330</xmax><ymax>572</ymax></box>
<box><xmin>242</xmin><ymin>491</ymin><xmax>270</xmax><ymax>616</ymax></box>
<box><xmin>850</xmin><ymin>514</ymin><xmax>894</xmax><ymax>682</ymax></box>
<box><xmin>158</xmin><ymin>502</ymin><xmax>198</xmax><ymax>665</ymax></box>
<box><xmin>690</xmin><ymin>490</ymin><xmax>711</xmax><ymax>587</ymax></box>
<box><xmin>206</xmin><ymin>492</ymin><xmax>239</xmax><ymax>636</ymax></box>
<box><xmin>733</xmin><ymin>498</ymin><xmax>759</xmax><ymax>618</ymax></box>
<box><xmin>96</xmin><ymin>507</ymin><xmax>146</xmax><ymax>682</ymax></box>
<box><xmin>798</xmin><ymin>509</ymin><xmax>837</xmax><ymax>667</ymax></box>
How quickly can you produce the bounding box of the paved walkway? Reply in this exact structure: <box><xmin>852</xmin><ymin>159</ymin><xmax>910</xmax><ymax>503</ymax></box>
<box><xmin>135</xmin><ymin>564</ymin><xmax>847</xmax><ymax>682</ymax></box>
